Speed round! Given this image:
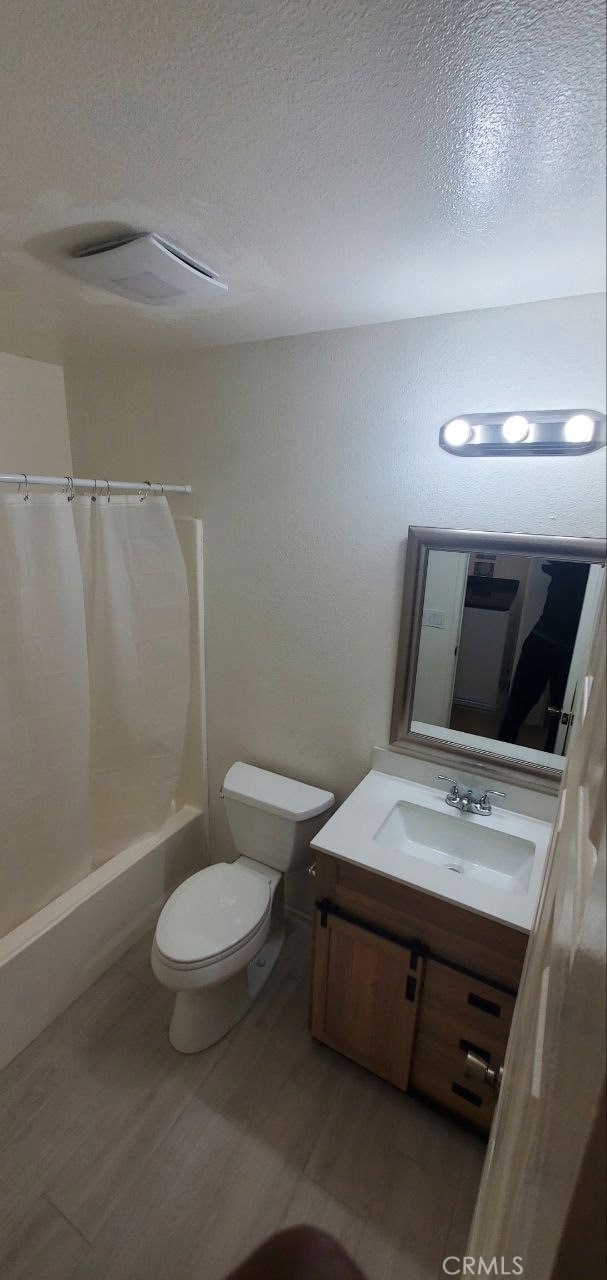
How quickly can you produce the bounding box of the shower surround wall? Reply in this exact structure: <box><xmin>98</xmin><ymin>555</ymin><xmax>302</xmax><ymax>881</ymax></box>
<box><xmin>64</xmin><ymin>292</ymin><xmax>607</xmax><ymax>915</ymax></box>
<box><xmin>0</xmin><ymin>350</ymin><xmax>72</xmax><ymax>475</ymax></box>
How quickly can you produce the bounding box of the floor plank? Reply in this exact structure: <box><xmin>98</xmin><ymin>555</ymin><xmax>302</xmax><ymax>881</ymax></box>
<box><xmin>390</xmin><ymin>1091</ymin><xmax>486</xmax><ymax>1196</ymax></box>
<box><xmin>280</xmin><ymin>1173</ymin><xmax>365</xmax><ymax>1257</ymax></box>
<box><xmin>355</xmin><ymin>1146</ymin><xmax>454</xmax><ymax>1280</ymax></box>
<box><xmin>0</xmin><ymin>1035</ymin><xmax>78</xmax><ymax>1153</ymax></box>
<box><xmin>40</xmin><ymin>966</ymin><xmax>146</xmax><ymax>1051</ymax></box>
<box><xmin>0</xmin><ymin>1195</ymin><xmax>88</xmax><ymax>1280</ymax></box>
<box><xmin>304</xmin><ymin>1061</ymin><xmax>404</xmax><ymax>1216</ymax></box>
<box><xmin>194</xmin><ymin>1077</ymin><xmax>331</xmax><ymax>1278</ymax></box>
<box><xmin>67</xmin><ymin>1096</ymin><xmax>243</xmax><ymax>1280</ymax></box>
<box><xmin>45</xmin><ymin>1034</ymin><xmax>232</xmax><ymax>1240</ymax></box>
<box><xmin>439</xmin><ymin>1185</ymin><xmax>478</xmax><ymax>1277</ymax></box>
<box><xmin>0</xmin><ymin>968</ymin><xmax>144</xmax><ymax>1154</ymax></box>
<box><xmin>0</xmin><ymin>1034</ymin><xmax>152</xmax><ymax>1234</ymax></box>
<box><xmin>116</xmin><ymin>931</ymin><xmax>158</xmax><ymax>991</ymax></box>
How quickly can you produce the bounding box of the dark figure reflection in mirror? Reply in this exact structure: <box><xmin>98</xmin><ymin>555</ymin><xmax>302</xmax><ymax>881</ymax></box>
<box><xmin>498</xmin><ymin>561</ymin><xmax>589</xmax><ymax>751</ymax></box>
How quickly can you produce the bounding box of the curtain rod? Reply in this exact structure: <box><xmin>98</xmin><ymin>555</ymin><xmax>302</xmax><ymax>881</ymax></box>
<box><xmin>0</xmin><ymin>473</ymin><xmax>191</xmax><ymax>495</ymax></box>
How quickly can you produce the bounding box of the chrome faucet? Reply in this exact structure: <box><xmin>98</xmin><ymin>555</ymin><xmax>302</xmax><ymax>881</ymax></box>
<box><xmin>435</xmin><ymin>775</ymin><xmax>506</xmax><ymax>817</ymax></box>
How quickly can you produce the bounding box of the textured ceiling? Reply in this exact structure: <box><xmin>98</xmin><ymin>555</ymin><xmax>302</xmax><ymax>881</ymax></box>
<box><xmin>1</xmin><ymin>0</ymin><xmax>605</xmax><ymax>362</ymax></box>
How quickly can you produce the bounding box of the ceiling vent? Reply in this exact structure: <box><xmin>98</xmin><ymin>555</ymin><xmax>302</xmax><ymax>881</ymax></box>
<box><xmin>68</xmin><ymin>232</ymin><xmax>228</xmax><ymax>306</ymax></box>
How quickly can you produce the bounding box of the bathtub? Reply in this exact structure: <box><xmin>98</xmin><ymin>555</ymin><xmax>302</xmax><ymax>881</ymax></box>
<box><xmin>0</xmin><ymin>805</ymin><xmax>205</xmax><ymax>1070</ymax></box>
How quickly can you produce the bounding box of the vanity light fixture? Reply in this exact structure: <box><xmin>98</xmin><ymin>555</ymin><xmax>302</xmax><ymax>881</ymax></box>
<box><xmin>439</xmin><ymin>409</ymin><xmax>606</xmax><ymax>456</ymax></box>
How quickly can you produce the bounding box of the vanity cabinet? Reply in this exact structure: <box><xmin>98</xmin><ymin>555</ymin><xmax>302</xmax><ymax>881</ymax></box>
<box><xmin>310</xmin><ymin>852</ymin><xmax>527</xmax><ymax>1132</ymax></box>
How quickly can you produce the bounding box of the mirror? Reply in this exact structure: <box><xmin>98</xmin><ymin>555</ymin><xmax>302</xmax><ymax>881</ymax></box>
<box><xmin>391</xmin><ymin>528</ymin><xmax>606</xmax><ymax>784</ymax></box>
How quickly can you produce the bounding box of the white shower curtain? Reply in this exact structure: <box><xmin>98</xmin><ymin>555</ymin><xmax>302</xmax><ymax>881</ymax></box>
<box><xmin>0</xmin><ymin>492</ymin><xmax>190</xmax><ymax>936</ymax></box>
<box><xmin>75</xmin><ymin>496</ymin><xmax>190</xmax><ymax>866</ymax></box>
<box><xmin>0</xmin><ymin>495</ymin><xmax>90</xmax><ymax>936</ymax></box>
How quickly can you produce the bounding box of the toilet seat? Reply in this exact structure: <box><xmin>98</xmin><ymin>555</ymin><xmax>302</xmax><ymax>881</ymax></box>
<box><xmin>154</xmin><ymin>862</ymin><xmax>272</xmax><ymax>971</ymax></box>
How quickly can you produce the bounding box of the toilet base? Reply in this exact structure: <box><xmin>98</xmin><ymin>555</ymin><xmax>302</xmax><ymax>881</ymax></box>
<box><xmin>168</xmin><ymin>922</ymin><xmax>286</xmax><ymax>1053</ymax></box>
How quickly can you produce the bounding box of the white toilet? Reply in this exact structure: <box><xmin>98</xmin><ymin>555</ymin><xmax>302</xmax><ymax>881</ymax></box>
<box><xmin>151</xmin><ymin>762</ymin><xmax>334</xmax><ymax>1052</ymax></box>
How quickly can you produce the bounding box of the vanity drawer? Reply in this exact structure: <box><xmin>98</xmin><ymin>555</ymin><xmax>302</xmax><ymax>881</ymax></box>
<box><xmin>423</xmin><ymin>958</ymin><xmax>516</xmax><ymax>1045</ymax></box>
<box><xmin>417</xmin><ymin>1003</ymin><xmax>506</xmax><ymax>1072</ymax></box>
<box><xmin>410</xmin><ymin>1043</ymin><xmax>495</xmax><ymax>1131</ymax></box>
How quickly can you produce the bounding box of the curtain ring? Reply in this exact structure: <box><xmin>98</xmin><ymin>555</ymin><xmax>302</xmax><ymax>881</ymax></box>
<box><xmin>156</xmin><ymin>482</ymin><xmax>165</xmax><ymax>497</ymax></box>
<box><xmin>138</xmin><ymin>480</ymin><xmax>152</xmax><ymax>502</ymax></box>
<box><xmin>64</xmin><ymin>475</ymin><xmax>75</xmax><ymax>502</ymax></box>
<box><xmin>104</xmin><ymin>479</ymin><xmax>111</xmax><ymax>503</ymax></box>
<box><xmin>18</xmin><ymin>473</ymin><xmax>30</xmax><ymax>502</ymax></box>
<box><xmin>91</xmin><ymin>479</ymin><xmax>98</xmax><ymax>503</ymax></box>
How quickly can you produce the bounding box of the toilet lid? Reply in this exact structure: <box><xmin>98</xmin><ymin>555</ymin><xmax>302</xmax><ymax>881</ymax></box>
<box><xmin>155</xmin><ymin>862</ymin><xmax>271</xmax><ymax>966</ymax></box>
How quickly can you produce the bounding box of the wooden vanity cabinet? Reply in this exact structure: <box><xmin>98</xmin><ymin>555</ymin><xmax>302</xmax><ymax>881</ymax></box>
<box><xmin>310</xmin><ymin>852</ymin><xmax>527</xmax><ymax>1132</ymax></box>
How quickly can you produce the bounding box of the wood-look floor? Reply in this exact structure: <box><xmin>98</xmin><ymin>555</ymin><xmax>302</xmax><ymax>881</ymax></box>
<box><xmin>0</xmin><ymin>918</ymin><xmax>485</xmax><ymax>1280</ymax></box>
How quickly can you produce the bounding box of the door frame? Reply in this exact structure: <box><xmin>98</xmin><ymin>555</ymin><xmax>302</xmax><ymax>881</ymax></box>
<box><xmin>466</xmin><ymin>586</ymin><xmax>606</xmax><ymax>1278</ymax></box>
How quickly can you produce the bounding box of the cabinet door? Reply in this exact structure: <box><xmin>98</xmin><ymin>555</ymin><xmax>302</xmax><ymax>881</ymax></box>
<box><xmin>311</xmin><ymin>908</ymin><xmax>422</xmax><ymax>1090</ymax></box>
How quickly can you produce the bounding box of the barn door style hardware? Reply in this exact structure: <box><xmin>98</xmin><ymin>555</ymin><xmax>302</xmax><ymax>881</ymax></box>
<box><xmin>315</xmin><ymin>897</ymin><xmax>424</xmax><ymax>958</ymax></box>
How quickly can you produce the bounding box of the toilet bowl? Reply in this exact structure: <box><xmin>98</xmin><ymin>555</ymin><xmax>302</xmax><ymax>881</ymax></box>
<box><xmin>151</xmin><ymin>763</ymin><xmax>334</xmax><ymax>1053</ymax></box>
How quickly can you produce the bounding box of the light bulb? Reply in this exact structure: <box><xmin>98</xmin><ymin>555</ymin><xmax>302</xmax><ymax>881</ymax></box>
<box><xmin>502</xmin><ymin>414</ymin><xmax>530</xmax><ymax>444</ymax></box>
<box><xmin>443</xmin><ymin>418</ymin><xmax>473</xmax><ymax>447</ymax></box>
<box><xmin>563</xmin><ymin>413</ymin><xmax>594</xmax><ymax>444</ymax></box>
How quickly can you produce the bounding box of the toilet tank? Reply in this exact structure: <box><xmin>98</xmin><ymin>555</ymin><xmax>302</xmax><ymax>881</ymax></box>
<box><xmin>222</xmin><ymin>762</ymin><xmax>334</xmax><ymax>872</ymax></box>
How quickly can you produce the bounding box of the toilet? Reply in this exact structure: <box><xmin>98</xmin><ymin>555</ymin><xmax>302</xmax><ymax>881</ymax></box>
<box><xmin>151</xmin><ymin>762</ymin><xmax>334</xmax><ymax>1052</ymax></box>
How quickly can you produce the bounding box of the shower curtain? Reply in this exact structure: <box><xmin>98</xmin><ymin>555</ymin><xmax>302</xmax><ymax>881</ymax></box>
<box><xmin>0</xmin><ymin>492</ymin><xmax>190</xmax><ymax>938</ymax></box>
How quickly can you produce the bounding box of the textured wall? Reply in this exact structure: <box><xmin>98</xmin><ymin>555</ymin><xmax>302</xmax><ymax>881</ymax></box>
<box><xmin>65</xmin><ymin>294</ymin><xmax>606</xmax><ymax>911</ymax></box>
<box><xmin>0</xmin><ymin>351</ymin><xmax>72</xmax><ymax>475</ymax></box>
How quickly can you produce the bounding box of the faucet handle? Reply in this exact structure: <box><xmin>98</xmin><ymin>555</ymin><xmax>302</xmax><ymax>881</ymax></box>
<box><xmin>479</xmin><ymin>789</ymin><xmax>506</xmax><ymax>810</ymax></box>
<box><xmin>436</xmin><ymin>775</ymin><xmax>460</xmax><ymax>795</ymax></box>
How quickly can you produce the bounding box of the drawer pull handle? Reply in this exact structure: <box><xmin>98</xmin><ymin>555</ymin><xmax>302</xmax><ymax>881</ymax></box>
<box><xmin>451</xmin><ymin>1081</ymin><xmax>483</xmax><ymax>1108</ymax></box>
<box><xmin>468</xmin><ymin>992</ymin><xmax>501</xmax><ymax>1018</ymax></box>
<box><xmin>465</xmin><ymin>1051</ymin><xmax>504</xmax><ymax>1093</ymax></box>
<box><xmin>460</xmin><ymin>1037</ymin><xmax>491</xmax><ymax>1064</ymax></box>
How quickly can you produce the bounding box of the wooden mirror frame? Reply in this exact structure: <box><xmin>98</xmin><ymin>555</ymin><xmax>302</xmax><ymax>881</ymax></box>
<box><xmin>390</xmin><ymin>527</ymin><xmax>607</xmax><ymax>791</ymax></box>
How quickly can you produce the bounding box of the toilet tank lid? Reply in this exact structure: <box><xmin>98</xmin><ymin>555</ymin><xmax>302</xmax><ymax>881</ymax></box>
<box><xmin>223</xmin><ymin>762</ymin><xmax>334</xmax><ymax>820</ymax></box>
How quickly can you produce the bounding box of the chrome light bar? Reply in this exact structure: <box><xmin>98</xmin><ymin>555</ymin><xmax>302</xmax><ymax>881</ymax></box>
<box><xmin>439</xmin><ymin>409</ymin><xmax>606</xmax><ymax>456</ymax></box>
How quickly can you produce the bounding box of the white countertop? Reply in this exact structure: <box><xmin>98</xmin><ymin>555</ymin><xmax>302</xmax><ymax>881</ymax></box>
<box><xmin>311</xmin><ymin>769</ymin><xmax>553</xmax><ymax>932</ymax></box>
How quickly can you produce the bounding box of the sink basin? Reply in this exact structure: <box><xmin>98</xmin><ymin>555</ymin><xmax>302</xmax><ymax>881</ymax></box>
<box><xmin>311</xmin><ymin>766</ymin><xmax>553</xmax><ymax>930</ymax></box>
<box><xmin>374</xmin><ymin>800</ymin><xmax>535</xmax><ymax>894</ymax></box>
